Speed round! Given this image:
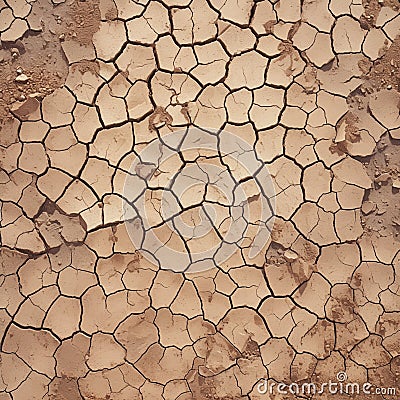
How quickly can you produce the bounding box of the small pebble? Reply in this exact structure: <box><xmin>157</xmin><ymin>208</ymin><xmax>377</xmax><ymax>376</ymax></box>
<box><xmin>15</xmin><ymin>74</ymin><xmax>30</xmax><ymax>83</ymax></box>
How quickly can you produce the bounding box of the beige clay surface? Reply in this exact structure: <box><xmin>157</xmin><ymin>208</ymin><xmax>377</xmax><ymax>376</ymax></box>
<box><xmin>0</xmin><ymin>0</ymin><xmax>400</xmax><ymax>399</ymax></box>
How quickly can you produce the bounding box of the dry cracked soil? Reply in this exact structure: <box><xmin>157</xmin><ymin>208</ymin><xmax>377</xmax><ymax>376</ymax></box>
<box><xmin>0</xmin><ymin>0</ymin><xmax>400</xmax><ymax>399</ymax></box>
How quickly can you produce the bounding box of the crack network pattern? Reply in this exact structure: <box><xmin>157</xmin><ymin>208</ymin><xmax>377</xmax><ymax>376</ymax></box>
<box><xmin>0</xmin><ymin>0</ymin><xmax>399</xmax><ymax>399</ymax></box>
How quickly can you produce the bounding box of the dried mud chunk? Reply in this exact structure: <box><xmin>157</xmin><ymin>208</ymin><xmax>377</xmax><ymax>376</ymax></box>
<box><xmin>0</xmin><ymin>352</ymin><xmax>30</xmax><ymax>392</ymax></box>
<box><xmin>192</xmin><ymin>41</ymin><xmax>229</xmax><ymax>85</ymax></box>
<box><xmin>350</xmin><ymin>335</ymin><xmax>391</xmax><ymax>368</ymax></box>
<box><xmin>36</xmin><ymin>209</ymin><xmax>86</xmax><ymax>247</ymax></box>
<box><xmin>1</xmin><ymin>212</ymin><xmax>45</xmax><ymax>253</ymax></box>
<box><xmin>211</xmin><ymin>0</ymin><xmax>253</xmax><ymax>25</ymax></box>
<box><xmin>275</xmin><ymin>0</ymin><xmax>301</xmax><ymax>22</ymax></box>
<box><xmin>225</xmin><ymin>88</ymin><xmax>252</xmax><ymax>124</ymax></box>
<box><xmin>257</xmin><ymin>36</ymin><xmax>281</xmax><ymax>60</ymax></box>
<box><xmin>151</xmin><ymin>72</ymin><xmax>201</xmax><ymax>108</ymax></box>
<box><xmin>229</xmin><ymin>267</ymin><xmax>271</xmax><ymax>308</ymax></box>
<box><xmin>369</xmin><ymin>89</ymin><xmax>400</xmax><ymax>130</ymax></box>
<box><xmin>225</xmin><ymin>51</ymin><xmax>267</xmax><ymax>90</ymax></box>
<box><xmin>56</xmin><ymin>179</ymin><xmax>97</xmax><ymax>215</ymax></box>
<box><xmin>317</xmin><ymin>243</ymin><xmax>360</xmax><ymax>284</ymax></box>
<box><xmin>0</xmin><ymin>18</ymin><xmax>28</xmax><ymax>42</ymax></box>
<box><xmin>85</xmin><ymin>226</ymin><xmax>115</xmax><ymax>258</ymax></box>
<box><xmin>115</xmin><ymin>309</ymin><xmax>158</xmax><ymax>363</ymax></box>
<box><xmin>72</xmin><ymin>104</ymin><xmax>101</xmax><ymax>143</ymax></box>
<box><xmin>197</xmin><ymin>288</ymin><xmax>231</xmax><ymax>325</ymax></box>
<box><xmin>196</xmin><ymin>333</ymin><xmax>240</xmax><ymax>376</ymax></box>
<box><xmin>336</xmin><ymin>316</ymin><xmax>369</xmax><ymax>353</ymax></box>
<box><xmin>112</xmin><ymin>0</ymin><xmax>144</xmax><ymax>18</ymax></box>
<box><xmin>0</xmin><ymin>170</ymin><xmax>32</xmax><ymax>203</ymax></box>
<box><xmin>37</xmin><ymin>168</ymin><xmax>73</xmax><ymax>201</ymax></box>
<box><xmin>218</xmin><ymin>23</ymin><xmax>256</xmax><ymax>55</ymax></box>
<box><xmin>90</xmin><ymin>123</ymin><xmax>133</xmax><ymax>166</ymax></box>
<box><xmin>362</xmin><ymin>28</ymin><xmax>389</xmax><ymax>60</ymax></box>
<box><xmin>171</xmin><ymin>280</ymin><xmax>202</xmax><ymax>318</ymax></box>
<box><xmin>42</xmin><ymin>88</ymin><xmax>75</xmax><ymax>127</ymax></box>
<box><xmin>218</xmin><ymin>308</ymin><xmax>269</xmax><ymax>352</ymax></box>
<box><xmin>372</xmin><ymin>236</ymin><xmax>400</xmax><ymax>265</ymax></box>
<box><xmin>0</xmin><ymin>274</ymin><xmax>24</xmax><ymax>315</ymax></box>
<box><xmin>97</xmin><ymin>253</ymin><xmax>131</xmax><ymax>294</ymax></box>
<box><xmin>250</xmin><ymin>86</ymin><xmax>285</xmax><ymax>129</ymax></box>
<box><xmin>0</xmin><ymin>7</ymin><xmax>13</xmax><ymax>32</ymax></box>
<box><xmin>187</xmin><ymin>84</ymin><xmax>228</xmax><ymax>129</ymax></box>
<box><xmin>318</xmin><ymin>91</ymin><xmax>348</xmax><ymax>125</ymax></box>
<box><xmin>149</xmin><ymin>270</ymin><xmax>184</xmax><ymax>309</ymax></box>
<box><xmin>48</xmin><ymin>138</ymin><xmax>87</xmax><ymax>175</ymax></box>
<box><xmin>383</xmin><ymin>15</ymin><xmax>400</xmax><ymax>42</ymax></box>
<box><xmin>58</xmin><ymin>266</ymin><xmax>96</xmax><ymax>297</ymax></box>
<box><xmin>78</xmin><ymin>371</ymin><xmax>114</xmax><ymax>399</ymax></box>
<box><xmin>268</xmin><ymin>156</ymin><xmax>303</xmax><ymax>219</ymax></box>
<box><xmin>95</xmin><ymin>82</ymin><xmax>128</xmax><ymax>126</ymax></box>
<box><xmin>293</xmin><ymin>202</ymin><xmax>338</xmax><ymax>245</ymax></box>
<box><xmin>264</xmin><ymin>258</ymin><xmax>314</xmax><ymax>296</ymax></box>
<box><xmin>19</xmin><ymin>120</ymin><xmax>49</xmax><ymax>143</ymax></box>
<box><xmin>122</xmin><ymin>257</ymin><xmax>157</xmax><ymax>291</ymax></box>
<box><xmin>82</xmin><ymin>286</ymin><xmax>147</xmax><ymax>334</ymax></box>
<box><xmin>18</xmin><ymin>143</ymin><xmax>48</xmax><ymax>174</ymax></box>
<box><xmin>11</xmin><ymin>97</ymin><xmax>40</xmax><ymax>119</ymax></box>
<box><xmin>0</xmin><ymin>248</ymin><xmax>27</xmax><ymax>276</ymax></box>
<box><xmin>293</xmin><ymin>273</ymin><xmax>331</xmax><ymax>317</ymax></box>
<box><xmin>261</xmin><ymin>338</ymin><xmax>295</xmax><ymax>382</ymax></box>
<box><xmin>61</xmin><ymin>40</ymin><xmax>96</xmax><ymax>65</ymax></box>
<box><xmin>291</xmin><ymin>353</ymin><xmax>318</xmax><ymax>383</ymax></box>
<box><xmin>302</xmin><ymin>0</ymin><xmax>334</xmax><ymax>32</ymax></box>
<box><xmin>11</xmin><ymin>372</ymin><xmax>50</xmax><ymax>400</ymax></box>
<box><xmin>325</xmin><ymin>283</ymin><xmax>356</xmax><ymax>324</ymax></box>
<box><xmin>65</xmin><ymin>65</ymin><xmax>104</xmax><ymax>104</ymax></box>
<box><xmin>93</xmin><ymin>20</ymin><xmax>126</xmax><ymax>61</ymax></box>
<box><xmin>332</xmin><ymin>157</ymin><xmax>372</xmax><ymax>188</ymax></box>
<box><xmin>302</xmin><ymin>162</ymin><xmax>332</xmax><ymax>202</ymax></box>
<box><xmin>256</xmin><ymin>125</ymin><xmax>285</xmax><ymax>163</ymax></box>
<box><xmin>155</xmin><ymin>35</ymin><xmax>180</xmax><ymax>71</ymax></box>
<box><xmin>126</xmin><ymin>81</ymin><xmax>153</xmax><ymax>120</ymax></box>
<box><xmin>136</xmin><ymin>344</ymin><xmax>196</xmax><ymax>385</ymax></box>
<box><xmin>127</xmin><ymin>1</ymin><xmax>169</xmax><ymax>43</ymax></box>
<box><xmin>250</xmin><ymin>0</ymin><xmax>276</xmax><ymax>34</ymax></box>
<box><xmin>3</xmin><ymin>325</ymin><xmax>59</xmax><ymax>377</ymax></box>
<box><xmin>281</xmin><ymin>106</ymin><xmax>307</xmax><ymax>128</ymax></box>
<box><xmin>171</xmin><ymin>0</ymin><xmax>218</xmax><ymax>44</ymax></box>
<box><xmin>155</xmin><ymin>308</ymin><xmax>191</xmax><ymax>348</ymax></box>
<box><xmin>48</xmin><ymin>377</ymin><xmax>83</xmax><ymax>400</ymax></box>
<box><xmin>81</xmin><ymin>157</ymin><xmax>114</xmax><ymax>198</ymax></box>
<box><xmin>266</xmin><ymin>48</ymin><xmax>306</xmax><ymax>87</ymax></box>
<box><xmin>87</xmin><ymin>333</ymin><xmax>125</xmax><ymax>370</ymax></box>
<box><xmin>163</xmin><ymin>380</ymin><xmax>190</xmax><ymax>400</ymax></box>
<box><xmin>43</xmin><ymin>296</ymin><xmax>81</xmax><ymax>338</ymax></box>
<box><xmin>0</xmin><ymin>118</ymin><xmax>20</xmax><ymax>147</ymax></box>
<box><xmin>14</xmin><ymin>286</ymin><xmax>59</xmax><ymax>327</ymax></box>
<box><xmin>351</xmin><ymin>262</ymin><xmax>393</xmax><ymax>302</ymax></box>
<box><xmin>294</xmin><ymin>319</ymin><xmax>335</xmax><ymax>359</ymax></box>
<box><xmin>333</xmin><ymin>16</ymin><xmax>365</xmax><ymax>53</ymax></box>
<box><xmin>306</xmin><ymin>33</ymin><xmax>335</xmax><ymax>67</ymax></box>
<box><xmin>116</xmin><ymin>44</ymin><xmax>156</xmax><ymax>81</ymax></box>
<box><xmin>284</xmin><ymin>129</ymin><xmax>317</xmax><ymax>166</ymax></box>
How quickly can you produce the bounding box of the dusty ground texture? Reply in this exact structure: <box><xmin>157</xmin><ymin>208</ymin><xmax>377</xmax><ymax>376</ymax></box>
<box><xmin>0</xmin><ymin>0</ymin><xmax>400</xmax><ymax>399</ymax></box>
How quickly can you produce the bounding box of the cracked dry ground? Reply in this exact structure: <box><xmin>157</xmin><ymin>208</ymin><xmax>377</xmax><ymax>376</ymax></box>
<box><xmin>1</xmin><ymin>0</ymin><xmax>400</xmax><ymax>399</ymax></box>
